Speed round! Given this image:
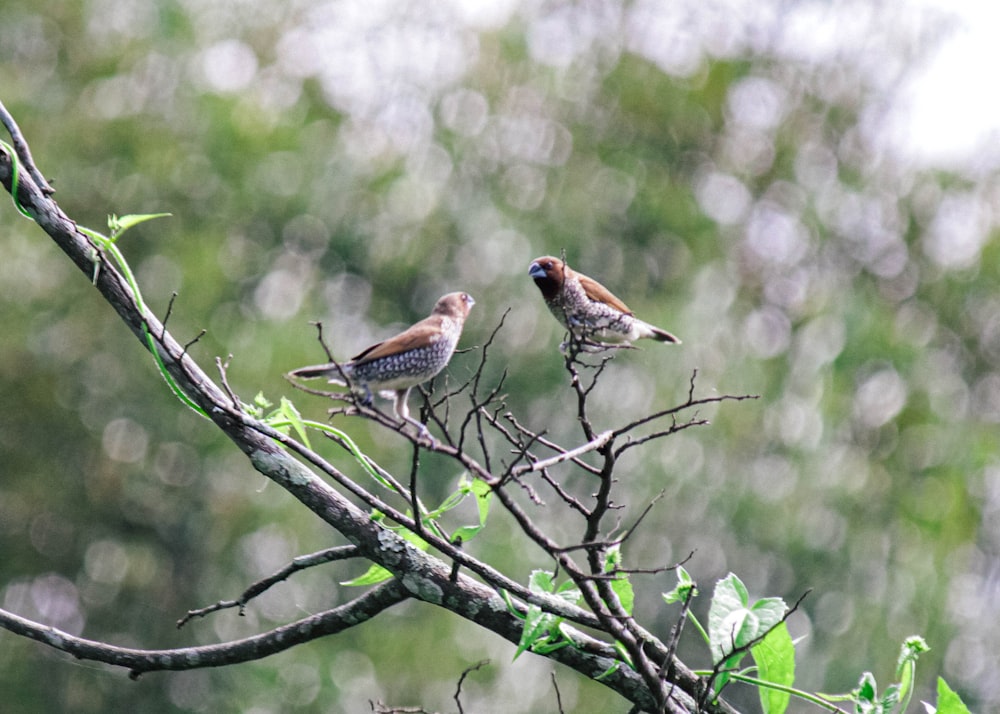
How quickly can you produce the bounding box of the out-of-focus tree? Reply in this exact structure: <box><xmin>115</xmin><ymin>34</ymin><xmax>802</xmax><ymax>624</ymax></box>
<box><xmin>0</xmin><ymin>0</ymin><xmax>996</xmax><ymax>711</ymax></box>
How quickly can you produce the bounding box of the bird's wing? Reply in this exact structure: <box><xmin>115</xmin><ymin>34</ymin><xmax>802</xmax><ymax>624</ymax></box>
<box><xmin>578</xmin><ymin>274</ymin><xmax>633</xmax><ymax>314</ymax></box>
<box><xmin>351</xmin><ymin>316</ymin><xmax>444</xmax><ymax>363</ymax></box>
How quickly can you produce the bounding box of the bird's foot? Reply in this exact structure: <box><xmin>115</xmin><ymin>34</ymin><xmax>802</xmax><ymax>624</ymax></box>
<box><xmin>561</xmin><ymin>335</ymin><xmax>631</xmax><ymax>355</ymax></box>
<box><xmin>402</xmin><ymin>415</ymin><xmax>439</xmax><ymax>448</ymax></box>
<box><xmin>355</xmin><ymin>387</ymin><xmax>374</xmax><ymax>408</ymax></box>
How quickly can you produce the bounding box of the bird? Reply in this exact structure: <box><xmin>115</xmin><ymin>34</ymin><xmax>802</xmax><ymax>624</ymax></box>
<box><xmin>528</xmin><ymin>256</ymin><xmax>680</xmax><ymax>349</ymax></box>
<box><xmin>288</xmin><ymin>291</ymin><xmax>475</xmax><ymax>442</ymax></box>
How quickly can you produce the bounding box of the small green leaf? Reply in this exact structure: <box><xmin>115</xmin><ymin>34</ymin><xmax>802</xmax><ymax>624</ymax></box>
<box><xmin>555</xmin><ymin>579</ymin><xmax>582</xmax><ymax>603</ymax></box>
<box><xmin>749</xmin><ymin>597</ymin><xmax>786</xmax><ymax>635</ymax></box>
<box><xmin>341</xmin><ymin>529</ymin><xmax>427</xmax><ymax>587</ymax></box>
<box><xmin>450</xmin><ymin>524</ymin><xmax>483</xmax><ymax>543</ymax></box>
<box><xmin>341</xmin><ymin>563</ymin><xmax>393</xmax><ymax>587</ymax></box>
<box><xmin>613</xmin><ymin>640</ymin><xmax>634</xmax><ymax>668</ymax></box>
<box><xmin>425</xmin><ymin>487</ymin><xmax>466</xmax><ymax>519</ymax></box>
<box><xmin>603</xmin><ymin>545</ymin><xmax>635</xmax><ymax>615</ymax></box>
<box><xmin>470</xmin><ymin>477</ymin><xmax>492</xmax><ymax>524</ymax></box>
<box><xmin>880</xmin><ymin>683</ymin><xmax>901</xmax><ymax>711</ymax></box>
<box><xmin>662</xmin><ymin>566</ymin><xmax>698</xmax><ymax>604</ymax></box>
<box><xmin>855</xmin><ymin>671</ymin><xmax>877</xmax><ymax>706</ymax></box>
<box><xmin>399</xmin><ymin>529</ymin><xmax>429</xmax><ymax>552</ymax></box>
<box><xmin>752</xmin><ymin>622</ymin><xmax>795</xmax><ymax>714</ymax></box>
<box><xmin>279</xmin><ymin>397</ymin><xmax>311</xmax><ymax>449</ymax></box>
<box><xmin>934</xmin><ymin>677</ymin><xmax>971</xmax><ymax>714</ymax></box>
<box><xmin>513</xmin><ymin>603</ymin><xmax>550</xmax><ymax>660</ymax></box>
<box><xmin>707</xmin><ymin>574</ymin><xmax>787</xmax><ymax>695</ymax></box>
<box><xmin>529</xmin><ymin>570</ymin><xmax>556</xmax><ymax>594</ymax></box>
<box><xmin>708</xmin><ymin>573</ymin><xmax>750</xmax><ymax>662</ymax></box>
<box><xmin>511</xmin><ymin>571</ymin><xmax>579</xmax><ymax>661</ymax></box>
<box><xmin>108</xmin><ymin>212</ymin><xmax>171</xmax><ymax>240</ymax></box>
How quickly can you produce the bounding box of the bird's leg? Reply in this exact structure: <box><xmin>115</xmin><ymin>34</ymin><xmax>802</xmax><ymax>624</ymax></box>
<box><xmin>393</xmin><ymin>388</ymin><xmax>437</xmax><ymax>447</ymax></box>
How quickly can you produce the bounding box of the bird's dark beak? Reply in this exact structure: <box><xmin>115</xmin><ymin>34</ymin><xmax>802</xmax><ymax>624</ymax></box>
<box><xmin>528</xmin><ymin>262</ymin><xmax>546</xmax><ymax>280</ymax></box>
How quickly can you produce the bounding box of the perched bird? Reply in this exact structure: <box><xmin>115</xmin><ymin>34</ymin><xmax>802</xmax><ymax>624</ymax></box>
<box><xmin>288</xmin><ymin>291</ymin><xmax>475</xmax><ymax>441</ymax></box>
<box><xmin>528</xmin><ymin>256</ymin><xmax>680</xmax><ymax>348</ymax></box>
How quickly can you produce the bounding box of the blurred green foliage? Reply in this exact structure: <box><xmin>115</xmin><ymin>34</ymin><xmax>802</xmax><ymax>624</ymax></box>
<box><xmin>2</xmin><ymin>0</ymin><xmax>998</xmax><ymax>712</ymax></box>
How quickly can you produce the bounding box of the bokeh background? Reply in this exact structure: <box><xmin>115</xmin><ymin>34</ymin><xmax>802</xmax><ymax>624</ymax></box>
<box><xmin>2</xmin><ymin>0</ymin><xmax>998</xmax><ymax>711</ymax></box>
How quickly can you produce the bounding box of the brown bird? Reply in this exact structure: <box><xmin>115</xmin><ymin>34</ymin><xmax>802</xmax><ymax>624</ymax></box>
<box><xmin>528</xmin><ymin>256</ymin><xmax>680</xmax><ymax>348</ymax></box>
<box><xmin>288</xmin><ymin>291</ymin><xmax>475</xmax><ymax>441</ymax></box>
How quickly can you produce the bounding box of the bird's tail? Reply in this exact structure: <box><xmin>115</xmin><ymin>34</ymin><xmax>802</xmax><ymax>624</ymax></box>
<box><xmin>286</xmin><ymin>363</ymin><xmax>349</xmax><ymax>385</ymax></box>
<box><xmin>648</xmin><ymin>325</ymin><xmax>682</xmax><ymax>344</ymax></box>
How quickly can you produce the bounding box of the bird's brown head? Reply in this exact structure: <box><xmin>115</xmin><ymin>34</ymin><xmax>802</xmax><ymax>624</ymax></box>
<box><xmin>432</xmin><ymin>292</ymin><xmax>476</xmax><ymax>321</ymax></box>
<box><xmin>528</xmin><ymin>256</ymin><xmax>567</xmax><ymax>300</ymax></box>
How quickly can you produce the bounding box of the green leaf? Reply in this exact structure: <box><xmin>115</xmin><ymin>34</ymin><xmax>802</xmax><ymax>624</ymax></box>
<box><xmin>707</xmin><ymin>573</ymin><xmax>749</xmax><ymax>661</ymax></box>
<box><xmin>424</xmin><ymin>486</ymin><xmax>466</xmax><ymax>519</ymax></box>
<box><xmin>341</xmin><ymin>529</ymin><xmax>427</xmax><ymax>587</ymax></box>
<box><xmin>750</xmin><ymin>597</ymin><xmax>787</xmax><ymax>634</ymax></box>
<box><xmin>854</xmin><ymin>671</ymin><xmax>878</xmax><ymax>709</ymax></box>
<box><xmin>603</xmin><ymin>545</ymin><xmax>635</xmax><ymax>615</ymax></box>
<box><xmin>529</xmin><ymin>569</ymin><xmax>556</xmax><ymax>594</ymax></box>
<box><xmin>513</xmin><ymin>602</ymin><xmax>551</xmax><ymax>660</ymax></box>
<box><xmin>340</xmin><ymin>563</ymin><xmax>393</xmax><ymax>587</ymax></box>
<box><xmin>707</xmin><ymin>574</ymin><xmax>750</xmax><ymax>692</ymax></box>
<box><xmin>613</xmin><ymin>640</ymin><xmax>634</xmax><ymax>668</ymax></box>
<box><xmin>934</xmin><ymin>677</ymin><xmax>972</xmax><ymax>714</ymax></box>
<box><xmin>662</xmin><ymin>566</ymin><xmax>698</xmax><ymax>605</ymax></box>
<box><xmin>108</xmin><ymin>212</ymin><xmax>171</xmax><ymax>240</ymax></box>
<box><xmin>449</xmin><ymin>478</ymin><xmax>492</xmax><ymax>544</ymax></box>
<box><xmin>555</xmin><ymin>579</ymin><xmax>582</xmax><ymax>603</ymax></box>
<box><xmin>751</xmin><ymin>622</ymin><xmax>795</xmax><ymax>714</ymax></box>
<box><xmin>511</xmin><ymin>571</ymin><xmax>580</xmax><ymax>661</ymax></box>
<box><xmin>879</xmin><ymin>683</ymin><xmax>901</xmax><ymax>711</ymax></box>
<box><xmin>450</xmin><ymin>525</ymin><xmax>482</xmax><ymax>543</ymax></box>
<box><xmin>279</xmin><ymin>397</ymin><xmax>311</xmax><ymax>449</ymax></box>
<box><xmin>470</xmin><ymin>477</ymin><xmax>492</xmax><ymax>525</ymax></box>
<box><xmin>707</xmin><ymin>573</ymin><xmax>787</xmax><ymax>694</ymax></box>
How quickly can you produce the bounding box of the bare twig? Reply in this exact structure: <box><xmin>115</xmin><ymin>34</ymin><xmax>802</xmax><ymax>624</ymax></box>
<box><xmin>180</xmin><ymin>329</ymin><xmax>207</xmax><ymax>358</ymax></box>
<box><xmin>177</xmin><ymin>545</ymin><xmax>361</xmax><ymax>628</ymax></box>
<box><xmin>162</xmin><ymin>291</ymin><xmax>178</xmax><ymax>337</ymax></box>
<box><xmin>454</xmin><ymin>659</ymin><xmax>489</xmax><ymax>714</ymax></box>
<box><xmin>551</xmin><ymin>672</ymin><xmax>566</xmax><ymax>714</ymax></box>
<box><xmin>513</xmin><ymin>430</ymin><xmax>614</xmax><ymax>476</ymax></box>
<box><xmin>216</xmin><ymin>355</ymin><xmax>241</xmax><ymax>408</ymax></box>
<box><xmin>501</xmin><ymin>412</ymin><xmax>603</xmax><ymax>476</ymax></box>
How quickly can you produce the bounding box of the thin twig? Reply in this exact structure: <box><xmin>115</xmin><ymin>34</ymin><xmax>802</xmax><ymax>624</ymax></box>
<box><xmin>513</xmin><ymin>430</ymin><xmax>613</xmax><ymax>476</ymax></box>
<box><xmin>162</xmin><ymin>292</ymin><xmax>178</xmax><ymax>338</ymax></box>
<box><xmin>216</xmin><ymin>355</ymin><xmax>241</xmax><ymax>408</ymax></box>
<box><xmin>551</xmin><ymin>672</ymin><xmax>565</xmax><ymax>714</ymax></box>
<box><xmin>454</xmin><ymin>659</ymin><xmax>489</xmax><ymax>714</ymax></box>
<box><xmin>177</xmin><ymin>545</ymin><xmax>361</xmax><ymax>628</ymax></box>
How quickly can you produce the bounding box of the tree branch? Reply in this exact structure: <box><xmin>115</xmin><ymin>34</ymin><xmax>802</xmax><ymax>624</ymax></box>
<box><xmin>0</xmin><ymin>581</ymin><xmax>410</xmax><ymax>678</ymax></box>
